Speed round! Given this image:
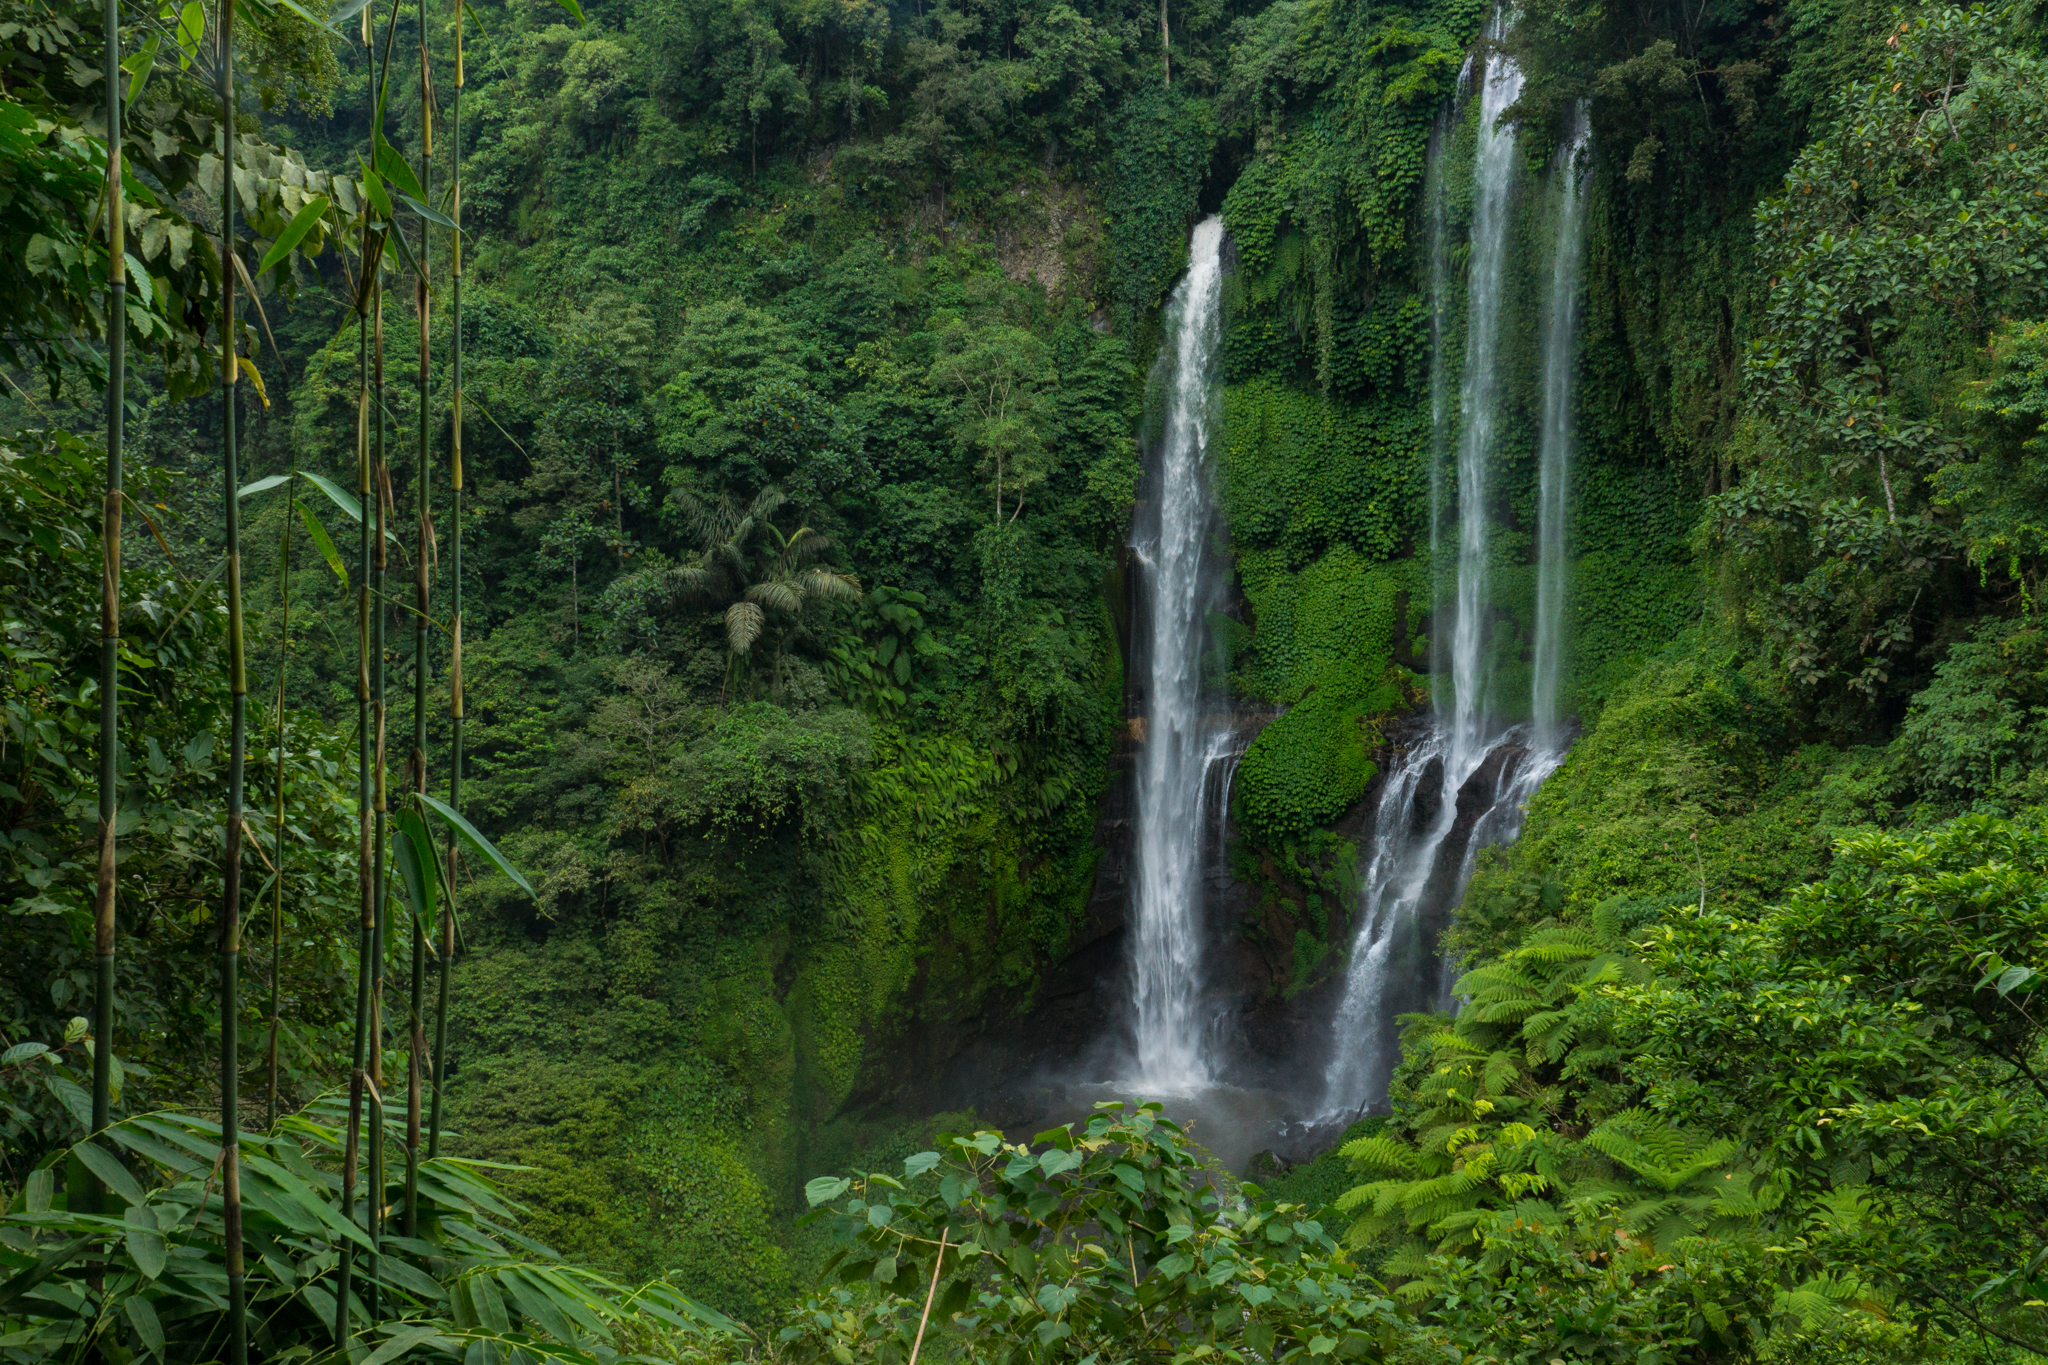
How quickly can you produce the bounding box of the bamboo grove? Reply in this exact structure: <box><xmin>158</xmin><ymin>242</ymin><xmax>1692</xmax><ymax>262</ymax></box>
<box><xmin>0</xmin><ymin>0</ymin><xmax>641</xmax><ymax>1354</ymax></box>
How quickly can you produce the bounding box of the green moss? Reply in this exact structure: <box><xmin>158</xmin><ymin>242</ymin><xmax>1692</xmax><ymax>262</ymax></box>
<box><xmin>1453</xmin><ymin>639</ymin><xmax>1902</xmax><ymax>963</ymax></box>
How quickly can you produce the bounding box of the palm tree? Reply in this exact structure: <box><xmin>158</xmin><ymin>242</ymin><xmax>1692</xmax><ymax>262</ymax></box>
<box><xmin>667</xmin><ymin>488</ymin><xmax>860</xmax><ymax>698</ymax></box>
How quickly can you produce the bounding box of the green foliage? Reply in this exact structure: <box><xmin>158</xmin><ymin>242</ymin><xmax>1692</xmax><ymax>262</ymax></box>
<box><xmin>0</xmin><ymin>0</ymin><xmax>351</xmax><ymax>398</ymax></box>
<box><xmin>1896</xmin><ymin>615</ymin><xmax>2048</xmax><ymax>808</ymax></box>
<box><xmin>1106</xmin><ymin>87</ymin><xmax>1215</xmax><ymax>335</ymax></box>
<box><xmin>1625</xmin><ymin>813</ymin><xmax>2048</xmax><ymax>1353</ymax></box>
<box><xmin>1709</xmin><ymin>2</ymin><xmax>2048</xmax><ymax>713</ymax></box>
<box><xmin>1235</xmin><ymin>681</ymin><xmax>1397</xmax><ymax>839</ymax></box>
<box><xmin>1</xmin><ymin>433</ymin><xmax>359</xmax><ymax>1175</ymax></box>
<box><xmin>0</xmin><ymin>1094</ymin><xmax>738</xmax><ymax>1362</ymax></box>
<box><xmin>783</xmin><ymin>1103</ymin><xmax>1408</xmax><ymax>1363</ymax></box>
<box><xmin>1936</xmin><ymin>316</ymin><xmax>2048</xmax><ymax>581</ymax></box>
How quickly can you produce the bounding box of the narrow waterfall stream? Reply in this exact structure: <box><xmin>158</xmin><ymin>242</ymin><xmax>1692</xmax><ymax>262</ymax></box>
<box><xmin>1534</xmin><ymin>105</ymin><xmax>1592</xmax><ymax>746</ymax></box>
<box><xmin>1128</xmin><ymin>216</ymin><xmax>1229</xmax><ymax>1092</ymax></box>
<box><xmin>1319</xmin><ymin>26</ymin><xmax>1591</xmax><ymax>1120</ymax></box>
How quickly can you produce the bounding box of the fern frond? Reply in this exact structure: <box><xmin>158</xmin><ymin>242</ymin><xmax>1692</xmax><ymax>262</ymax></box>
<box><xmin>1338</xmin><ymin>1135</ymin><xmax>1420</xmax><ymax>1174</ymax></box>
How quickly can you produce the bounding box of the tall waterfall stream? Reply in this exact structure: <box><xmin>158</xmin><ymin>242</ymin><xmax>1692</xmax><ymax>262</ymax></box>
<box><xmin>1128</xmin><ymin>217</ymin><xmax>1229</xmax><ymax>1093</ymax></box>
<box><xmin>1041</xmin><ymin>23</ymin><xmax>1595</xmax><ymax>1165</ymax></box>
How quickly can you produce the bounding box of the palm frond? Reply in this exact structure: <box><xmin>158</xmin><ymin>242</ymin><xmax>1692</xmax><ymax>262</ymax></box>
<box><xmin>748</xmin><ymin>580</ymin><xmax>804</xmax><ymax>614</ymax></box>
<box><xmin>725</xmin><ymin>601</ymin><xmax>764</xmax><ymax>655</ymax></box>
<box><xmin>803</xmin><ymin>568</ymin><xmax>862</xmax><ymax>602</ymax></box>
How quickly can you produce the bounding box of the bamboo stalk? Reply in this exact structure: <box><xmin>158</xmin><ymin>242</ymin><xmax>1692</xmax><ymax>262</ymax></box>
<box><xmin>428</xmin><ymin>1</ymin><xmax>462</xmax><ymax>1161</ymax></box>
<box><xmin>217</xmin><ymin>0</ymin><xmax>249</xmax><ymax>1355</ymax></box>
<box><xmin>368</xmin><ymin>273</ymin><xmax>388</xmax><ymax>1321</ymax></box>
<box><xmin>267</xmin><ymin>453</ymin><xmax>293</xmax><ymax>1130</ymax></box>
<box><xmin>335</xmin><ymin>213</ymin><xmax>374</xmax><ymax>1349</ymax></box>
<box><xmin>403</xmin><ymin>6</ymin><xmax>433</xmax><ymax>1236</ymax></box>
<box><xmin>340</xmin><ymin>0</ymin><xmax>401</xmax><ymax>1331</ymax></box>
<box><xmin>91</xmin><ymin>0</ymin><xmax>124</xmax><ymax>1165</ymax></box>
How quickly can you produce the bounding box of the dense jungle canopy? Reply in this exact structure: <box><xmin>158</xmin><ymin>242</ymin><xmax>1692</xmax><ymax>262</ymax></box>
<box><xmin>4</xmin><ymin>0</ymin><xmax>2048</xmax><ymax>1354</ymax></box>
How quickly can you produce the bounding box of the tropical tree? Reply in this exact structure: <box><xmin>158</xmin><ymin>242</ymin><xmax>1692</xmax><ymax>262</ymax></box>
<box><xmin>652</xmin><ymin>487</ymin><xmax>860</xmax><ymax>696</ymax></box>
<box><xmin>926</xmin><ymin>323</ymin><xmax>1054</xmax><ymax>525</ymax></box>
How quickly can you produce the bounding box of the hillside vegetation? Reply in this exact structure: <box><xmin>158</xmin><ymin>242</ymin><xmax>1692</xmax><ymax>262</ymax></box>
<box><xmin>3</xmin><ymin>0</ymin><xmax>2047</xmax><ymax>1354</ymax></box>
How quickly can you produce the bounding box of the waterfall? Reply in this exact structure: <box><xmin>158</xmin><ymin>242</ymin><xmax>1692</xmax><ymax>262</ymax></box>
<box><xmin>1128</xmin><ymin>216</ymin><xmax>1228</xmax><ymax>1093</ymax></box>
<box><xmin>1532</xmin><ymin>106</ymin><xmax>1592</xmax><ymax>747</ymax></box>
<box><xmin>1446</xmin><ymin>12</ymin><xmax>1524</xmax><ymax>778</ymax></box>
<box><xmin>1319</xmin><ymin>22</ymin><xmax>1587</xmax><ymax>1121</ymax></box>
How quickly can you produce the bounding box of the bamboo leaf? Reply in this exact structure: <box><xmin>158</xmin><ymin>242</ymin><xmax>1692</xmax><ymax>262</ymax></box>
<box><xmin>375</xmin><ymin>140</ymin><xmax>427</xmax><ymax>202</ymax></box>
<box><xmin>295</xmin><ymin>501</ymin><xmax>349</xmax><ymax>586</ymax></box>
<box><xmin>396</xmin><ymin>192</ymin><xmax>460</xmax><ymax>232</ymax></box>
<box><xmin>123</xmin><ymin>34</ymin><xmax>162</xmax><ymax>102</ymax></box>
<box><xmin>417</xmin><ymin>793</ymin><xmax>535</xmax><ymax>900</ymax></box>
<box><xmin>325</xmin><ymin>0</ymin><xmax>371</xmax><ymax>22</ymax></box>
<box><xmin>0</xmin><ymin>1237</ymin><xmax>90</xmax><ymax>1314</ymax></box>
<box><xmin>125</xmin><ymin>1204</ymin><xmax>168</xmax><ymax>1279</ymax></box>
<box><xmin>359</xmin><ymin>161</ymin><xmax>396</xmax><ymax>223</ymax></box>
<box><xmin>125</xmin><ymin>1294</ymin><xmax>166</xmax><ymax>1355</ymax></box>
<box><xmin>300</xmin><ymin>472</ymin><xmax>399</xmax><ymax>545</ymax></box>
<box><xmin>300</xmin><ymin>471</ymin><xmax>364</xmax><ymax>523</ymax></box>
<box><xmin>393</xmin><ymin>809</ymin><xmax>441</xmax><ymax>937</ymax></box>
<box><xmin>71</xmin><ymin>1141</ymin><xmax>145</xmax><ymax>1205</ymax></box>
<box><xmin>256</xmin><ymin>194</ymin><xmax>333</xmax><ymax>277</ymax></box>
<box><xmin>238</xmin><ymin>473</ymin><xmax>292</xmax><ymax>499</ymax></box>
<box><xmin>238</xmin><ymin>356</ymin><xmax>271</xmax><ymax>409</ymax></box>
<box><xmin>551</xmin><ymin>0</ymin><xmax>584</xmax><ymax>21</ymax></box>
<box><xmin>362</xmin><ymin>1325</ymin><xmax>449</xmax><ymax>1365</ymax></box>
<box><xmin>174</xmin><ymin>2</ymin><xmax>204</xmax><ymax>68</ymax></box>
<box><xmin>384</xmin><ymin>218</ymin><xmax>430</xmax><ymax>290</ymax></box>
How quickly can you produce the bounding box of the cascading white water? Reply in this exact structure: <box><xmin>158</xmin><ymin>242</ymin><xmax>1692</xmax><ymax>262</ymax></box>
<box><xmin>1321</xmin><ymin>730</ymin><xmax>1451</xmax><ymax>1111</ymax></box>
<box><xmin>1532</xmin><ymin>105</ymin><xmax>1592</xmax><ymax>747</ymax></box>
<box><xmin>1129</xmin><ymin>216</ymin><xmax>1228</xmax><ymax>1092</ymax></box>
<box><xmin>1446</xmin><ymin>14</ymin><xmax>1524</xmax><ymax>779</ymax></box>
<box><xmin>1320</xmin><ymin>24</ymin><xmax>1589</xmax><ymax>1120</ymax></box>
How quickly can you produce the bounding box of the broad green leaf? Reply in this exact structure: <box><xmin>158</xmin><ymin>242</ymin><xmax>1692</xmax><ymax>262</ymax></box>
<box><xmin>805</xmin><ymin>1176</ymin><xmax>850</xmax><ymax>1207</ymax></box>
<box><xmin>123</xmin><ymin>34</ymin><xmax>162</xmax><ymax>102</ymax></box>
<box><xmin>296</xmin><ymin>500</ymin><xmax>348</xmax><ymax>586</ymax></box>
<box><xmin>125</xmin><ymin>1203</ymin><xmax>167</xmax><ymax>1279</ymax></box>
<box><xmin>396</xmin><ymin>191</ymin><xmax>460</xmax><ymax>232</ymax></box>
<box><xmin>256</xmin><ymin>195</ymin><xmax>333</xmax><ymax>277</ymax></box>
<box><xmin>374</xmin><ymin>140</ymin><xmax>426</xmax><ymax>202</ymax></box>
<box><xmin>71</xmin><ymin>1141</ymin><xmax>145</xmax><ymax>1205</ymax></box>
<box><xmin>46</xmin><ymin>1076</ymin><xmax>92</xmax><ymax>1132</ymax></box>
<box><xmin>1037</xmin><ymin>1147</ymin><xmax>1081</xmax><ymax>1177</ymax></box>
<box><xmin>418</xmin><ymin>793</ymin><xmax>534</xmax><ymax>899</ymax></box>
<box><xmin>902</xmin><ymin>1152</ymin><xmax>940</xmax><ymax>1179</ymax></box>
<box><xmin>124</xmin><ymin>256</ymin><xmax>154</xmax><ymax>307</ymax></box>
<box><xmin>359</xmin><ymin>160</ymin><xmax>396</xmax><ymax>222</ymax></box>
<box><xmin>393</xmin><ymin>809</ymin><xmax>441</xmax><ymax>937</ymax></box>
<box><xmin>1</xmin><ymin>1042</ymin><xmax>49</xmax><ymax>1066</ymax></box>
<box><xmin>1996</xmin><ymin>964</ymin><xmax>2037</xmax><ymax>996</ymax></box>
<box><xmin>361</xmin><ymin>1325</ymin><xmax>448</xmax><ymax>1365</ymax></box>
<box><xmin>124</xmin><ymin>1294</ymin><xmax>165</xmax><ymax>1356</ymax></box>
<box><xmin>552</xmin><ymin>0</ymin><xmax>584</xmax><ymax>20</ymax></box>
